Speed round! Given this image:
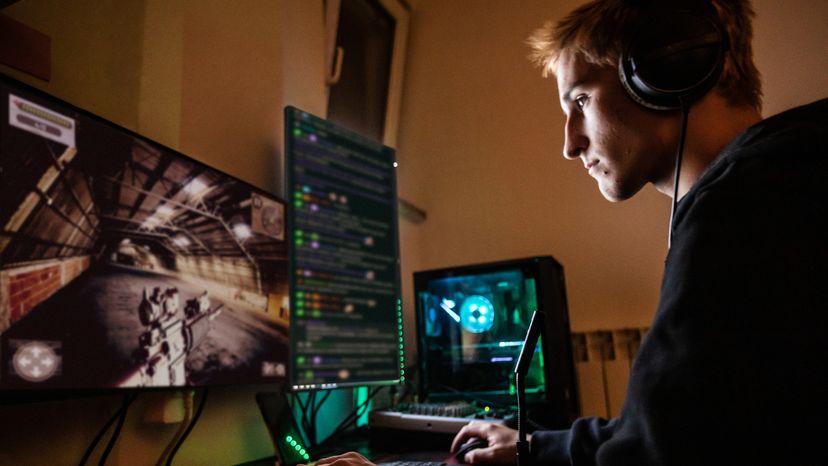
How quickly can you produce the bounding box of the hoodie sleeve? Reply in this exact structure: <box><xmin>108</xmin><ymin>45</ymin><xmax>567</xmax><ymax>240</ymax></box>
<box><xmin>530</xmin><ymin>417</ymin><xmax>619</xmax><ymax>465</ymax></box>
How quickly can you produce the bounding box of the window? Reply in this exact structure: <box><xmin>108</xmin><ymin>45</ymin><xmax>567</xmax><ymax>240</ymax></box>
<box><xmin>325</xmin><ymin>0</ymin><xmax>409</xmax><ymax>146</ymax></box>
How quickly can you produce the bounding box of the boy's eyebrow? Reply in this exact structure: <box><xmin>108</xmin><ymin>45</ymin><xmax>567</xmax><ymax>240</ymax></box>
<box><xmin>561</xmin><ymin>76</ymin><xmax>595</xmax><ymax>102</ymax></box>
<box><xmin>561</xmin><ymin>79</ymin><xmax>589</xmax><ymax>102</ymax></box>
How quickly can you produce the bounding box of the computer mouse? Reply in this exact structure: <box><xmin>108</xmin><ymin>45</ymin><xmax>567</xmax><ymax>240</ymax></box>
<box><xmin>453</xmin><ymin>439</ymin><xmax>489</xmax><ymax>462</ymax></box>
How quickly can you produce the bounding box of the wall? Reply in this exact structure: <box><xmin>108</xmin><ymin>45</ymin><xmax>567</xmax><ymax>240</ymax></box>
<box><xmin>1</xmin><ymin>0</ymin><xmax>146</xmax><ymax>131</ymax></box>
<box><xmin>752</xmin><ymin>0</ymin><xmax>828</xmax><ymax>117</ymax></box>
<box><xmin>177</xmin><ymin>0</ymin><xmax>285</xmax><ymax>194</ymax></box>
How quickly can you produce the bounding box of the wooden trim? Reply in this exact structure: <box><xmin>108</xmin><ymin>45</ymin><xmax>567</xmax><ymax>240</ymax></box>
<box><xmin>0</xmin><ymin>13</ymin><xmax>51</xmax><ymax>81</ymax></box>
<box><xmin>376</xmin><ymin>0</ymin><xmax>409</xmax><ymax>149</ymax></box>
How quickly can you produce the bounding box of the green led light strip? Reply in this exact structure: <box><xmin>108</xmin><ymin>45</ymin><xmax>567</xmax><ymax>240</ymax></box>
<box><xmin>397</xmin><ymin>298</ymin><xmax>405</xmax><ymax>382</ymax></box>
<box><xmin>285</xmin><ymin>435</ymin><xmax>310</xmax><ymax>461</ymax></box>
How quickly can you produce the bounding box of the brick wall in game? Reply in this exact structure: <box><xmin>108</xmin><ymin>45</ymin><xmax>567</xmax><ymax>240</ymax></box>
<box><xmin>0</xmin><ymin>256</ymin><xmax>90</xmax><ymax>331</ymax></box>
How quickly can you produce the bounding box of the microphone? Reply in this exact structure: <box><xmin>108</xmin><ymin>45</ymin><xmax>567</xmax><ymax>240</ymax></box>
<box><xmin>514</xmin><ymin>310</ymin><xmax>545</xmax><ymax>466</ymax></box>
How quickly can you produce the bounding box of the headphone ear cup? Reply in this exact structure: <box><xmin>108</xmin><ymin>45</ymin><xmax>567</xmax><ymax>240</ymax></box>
<box><xmin>619</xmin><ymin>7</ymin><xmax>727</xmax><ymax>110</ymax></box>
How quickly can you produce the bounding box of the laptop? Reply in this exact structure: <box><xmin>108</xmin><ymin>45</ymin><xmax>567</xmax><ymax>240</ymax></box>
<box><xmin>255</xmin><ymin>389</ymin><xmax>313</xmax><ymax>466</ymax></box>
<box><xmin>256</xmin><ymin>388</ymin><xmax>459</xmax><ymax>466</ymax></box>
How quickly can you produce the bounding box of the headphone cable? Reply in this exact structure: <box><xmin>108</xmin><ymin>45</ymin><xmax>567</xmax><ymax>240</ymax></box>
<box><xmin>668</xmin><ymin>100</ymin><xmax>691</xmax><ymax>248</ymax></box>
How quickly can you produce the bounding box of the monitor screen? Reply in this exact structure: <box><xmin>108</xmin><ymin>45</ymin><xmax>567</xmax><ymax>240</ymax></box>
<box><xmin>285</xmin><ymin>106</ymin><xmax>402</xmax><ymax>391</ymax></box>
<box><xmin>414</xmin><ymin>256</ymin><xmax>579</xmax><ymax>426</ymax></box>
<box><xmin>0</xmin><ymin>75</ymin><xmax>290</xmax><ymax>390</ymax></box>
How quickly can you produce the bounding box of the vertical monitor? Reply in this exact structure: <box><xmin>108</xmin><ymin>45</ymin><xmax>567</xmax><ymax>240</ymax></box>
<box><xmin>0</xmin><ymin>74</ymin><xmax>290</xmax><ymax>390</ymax></box>
<box><xmin>285</xmin><ymin>106</ymin><xmax>402</xmax><ymax>391</ymax></box>
<box><xmin>414</xmin><ymin>256</ymin><xmax>579</xmax><ymax>427</ymax></box>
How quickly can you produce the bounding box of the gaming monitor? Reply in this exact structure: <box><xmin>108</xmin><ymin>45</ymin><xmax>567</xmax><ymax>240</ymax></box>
<box><xmin>0</xmin><ymin>74</ymin><xmax>290</xmax><ymax>390</ymax></box>
<box><xmin>285</xmin><ymin>106</ymin><xmax>402</xmax><ymax>391</ymax></box>
<box><xmin>414</xmin><ymin>256</ymin><xmax>579</xmax><ymax>427</ymax></box>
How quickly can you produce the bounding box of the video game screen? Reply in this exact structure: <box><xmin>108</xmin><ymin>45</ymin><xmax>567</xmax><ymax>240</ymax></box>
<box><xmin>0</xmin><ymin>75</ymin><xmax>289</xmax><ymax>390</ymax></box>
<box><xmin>416</xmin><ymin>268</ymin><xmax>547</xmax><ymax>402</ymax></box>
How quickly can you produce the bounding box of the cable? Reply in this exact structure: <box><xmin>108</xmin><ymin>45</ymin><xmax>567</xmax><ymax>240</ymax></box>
<box><xmin>79</xmin><ymin>393</ymin><xmax>137</xmax><ymax>466</ymax></box>
<box><xmin>308</xmin><ymin>391</ymin><xmax>319</xmax><ymax>447</ymax></box>
<box><xmin>305</xmin><ymin>392</ymin><xmax>317</xmax><ymax>447</ymax></box>
<box><xmin>292</xmin><ymin>392</ymin><xmax>308</xmax><ymax>426</ymax></box>
<box><xmin>322</xmin><ymin>385</ymin><xmax>385</xmax><ymax>445</ymax></box>
<box><xmin>289</xmin><ymin>392</ymin><xmax>313</xmax><ymax>448</ymax></box>
<box><xmin>309</xmin><ymin>389</ymin><xmax>332</xmax><ymax>447</ymax></box>
<box><xmin>164</xmin><ymin>388</ymin><xmax>208</xmax><ymax>466</ymax></box>
<box><xmin>155</xmin><ymin>390</ymin><xmax>195</xmax><ymax>466</ymax></box>
<box><xmin>312</xmin><ymin>390</ymin><xmax>332</xmax><ymax>421</ymax></box>
<box><xmin>99</xmin><ymin>393</ymin><xmax>137</xmax><ymax>466</ymax></box>
<box><xmin>79</xmin><ymin>401</ymin><xmax>124</xmax><ymax>466</ymax></box>
<box><xmin>668</xmin><ymin>101</ymin><xmax>691</xmax><ymax>248</ymax></box>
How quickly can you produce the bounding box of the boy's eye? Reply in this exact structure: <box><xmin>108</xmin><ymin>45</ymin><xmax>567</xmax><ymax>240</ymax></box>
<box><xmin>575</xmin><ymin>95</ymin><xmax>588</xmax><ymax>109</ymax></box>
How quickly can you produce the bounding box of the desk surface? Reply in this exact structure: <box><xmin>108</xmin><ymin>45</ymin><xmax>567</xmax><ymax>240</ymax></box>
<box><xmin>236</xmin><ymin>428</ymin><xmax>457</xmax><ymax>466</ymax></box>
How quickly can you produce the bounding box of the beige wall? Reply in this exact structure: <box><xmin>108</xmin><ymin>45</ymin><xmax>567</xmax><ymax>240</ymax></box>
<box><xmin>1</xmin><ymin>0</ymin><xmax>146</xmax><ymax>130</ymax></box>
<box><xmin>752</xmin><ymin>0</ymin><xmax>828</xmax><ymax>117</ymax></box>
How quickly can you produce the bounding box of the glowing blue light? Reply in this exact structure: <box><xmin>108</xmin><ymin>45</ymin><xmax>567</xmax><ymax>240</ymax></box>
<box><xmin>460</xmin><ymin>295</ymin><xmax>495</xmax><ymax>333</ymax></box>
<box><xmin>440</xmin><ymin>300</ymin><xmax>461</xmax><ymax>323</ymax></box>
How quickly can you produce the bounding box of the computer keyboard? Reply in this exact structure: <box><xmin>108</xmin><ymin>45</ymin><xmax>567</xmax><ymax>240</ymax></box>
<box><xmin>369</xmin><ymin>401</ymin><xmax>515</xmax><ymax>434</ymax></box>
<box><xmin>401</xmin><ymin>402</ymin><xmax>480</xmax><ymax>417</ymax></box>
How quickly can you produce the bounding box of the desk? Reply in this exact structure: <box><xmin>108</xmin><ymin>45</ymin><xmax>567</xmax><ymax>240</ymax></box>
<box><xmin>237</xmin><ymin>427</ymin><xmax>457</xmax><ymax>466</ymax></box>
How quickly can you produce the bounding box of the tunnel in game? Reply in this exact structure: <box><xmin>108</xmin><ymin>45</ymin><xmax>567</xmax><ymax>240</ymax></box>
<box><xmin>0</xmin><ymin>95</ymin><xmax>289</xmax><ymax>389</ymax></box>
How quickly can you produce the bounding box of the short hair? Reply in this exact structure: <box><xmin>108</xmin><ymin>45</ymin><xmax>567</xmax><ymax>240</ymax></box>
<box><xmin>527</xmin><ymin>0</ymin><xmax>762</xmax><ymax>111</ymax></box>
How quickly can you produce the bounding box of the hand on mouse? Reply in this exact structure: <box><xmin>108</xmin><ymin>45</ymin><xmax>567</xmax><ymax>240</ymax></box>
<box><xmin>450</xmin><ymin>421</ymin><xmax>529</xmax><ymax>465</ymax></box>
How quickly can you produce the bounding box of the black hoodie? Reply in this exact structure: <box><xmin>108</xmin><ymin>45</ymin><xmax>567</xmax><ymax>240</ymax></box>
<box><xmin>530</xmin><ymin>98</ymin><xmax>828</xmax><ymax>466</ymax></box>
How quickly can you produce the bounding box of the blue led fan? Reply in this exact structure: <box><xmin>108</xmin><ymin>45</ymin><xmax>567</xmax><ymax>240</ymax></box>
<box><xmin>460</xmin><ymin>295</ymin><xmax>495</xmax><ymax>333</ymax></box>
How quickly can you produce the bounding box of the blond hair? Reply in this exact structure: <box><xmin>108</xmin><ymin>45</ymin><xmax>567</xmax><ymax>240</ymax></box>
<box><xmin>527</xmin><ymin>0</ymin><xmax>762</xmax><ymax>111</ymax></box>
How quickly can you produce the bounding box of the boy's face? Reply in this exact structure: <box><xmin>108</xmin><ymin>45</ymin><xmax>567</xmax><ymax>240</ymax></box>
<box><xmin>555</xmin><ymin>49</ymin><xmax>676</xmax><ymax>201</ymax></box>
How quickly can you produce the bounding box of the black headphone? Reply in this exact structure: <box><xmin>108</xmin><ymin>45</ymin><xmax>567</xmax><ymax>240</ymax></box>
<box><xmin>619</xmin><ymin>1</ymin><xmax>729</xmax><ymax>111</ymax></box>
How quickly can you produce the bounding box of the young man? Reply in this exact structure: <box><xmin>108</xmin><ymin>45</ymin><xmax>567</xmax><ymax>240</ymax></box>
<box><xmin>317</xmin><ymin>1</ymin><xmax>827</xmax><ymax>465</ymax></box>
